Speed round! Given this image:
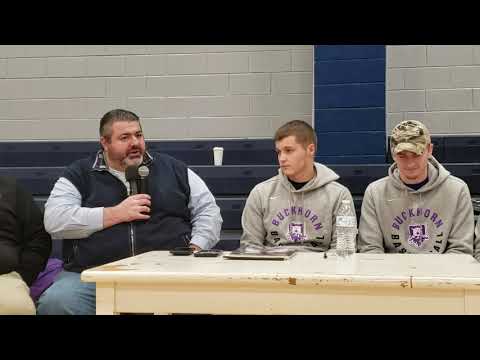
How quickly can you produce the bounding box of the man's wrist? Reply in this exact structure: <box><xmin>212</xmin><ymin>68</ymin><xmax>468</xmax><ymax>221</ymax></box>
<box><xmin>103</xmin><ymin>205</ymin><xmax>122</xmax><ymax>228</ymax></box>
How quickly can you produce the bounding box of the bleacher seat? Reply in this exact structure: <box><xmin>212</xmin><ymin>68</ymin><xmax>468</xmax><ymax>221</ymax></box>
<box><xmin>5</xmin><ymin>135</ymin><xmax>480</xmax><ymax>259</ymax></box>
<box><xmin>0</xmin><ymin>139</ymin><xmax>277</xmax><ymax>167</ymax></box>
<box><xmin>444</xmin><ymin>137</ymin><xmax>480</xmax><ymax>163</ymax></box>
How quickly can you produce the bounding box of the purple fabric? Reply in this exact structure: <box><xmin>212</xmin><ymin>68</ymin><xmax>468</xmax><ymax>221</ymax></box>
<box><xmin>29</xmin><ymin>258</ymin><xmax>64</xmax><ymax>301</ymax></box>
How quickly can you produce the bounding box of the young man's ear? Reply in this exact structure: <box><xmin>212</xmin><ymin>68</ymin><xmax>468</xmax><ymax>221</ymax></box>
<box><xmin>307</xmin><ymin>143</ymin><xmax>315</xmax><ymax>156</ymax></box>
<box><xmin>427</xmin><ymin>142</ymin><xmax>433</xmax><ymax>157</ymax></box>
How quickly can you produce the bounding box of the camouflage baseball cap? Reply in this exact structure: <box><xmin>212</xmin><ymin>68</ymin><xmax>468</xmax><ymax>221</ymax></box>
<box><xmin>390</xmin><ymin>120</ymin><xmax>431</xmax><ymax>155</ymax></box>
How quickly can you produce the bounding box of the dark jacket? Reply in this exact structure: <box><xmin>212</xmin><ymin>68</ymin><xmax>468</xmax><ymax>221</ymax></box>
<box><xmin>62</xmin><ymin>151</ymin><xmax>192</xmax><ymax>272</ymax></box>
<box><xmin>0</xmin><ymin>176</ymin><xmax>52</xmax><ymax>286</ymax></box>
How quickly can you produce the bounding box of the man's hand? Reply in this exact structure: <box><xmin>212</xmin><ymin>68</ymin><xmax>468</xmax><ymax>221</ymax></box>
<box><xmin>103</xmin><ymin>194</ymin><xmax>151</xmax><ymax>228</ymax></box>
<box><xmin>189</xmin><ymin>244</ymin><xmax>202</xmax><ymax>252</ymax></box>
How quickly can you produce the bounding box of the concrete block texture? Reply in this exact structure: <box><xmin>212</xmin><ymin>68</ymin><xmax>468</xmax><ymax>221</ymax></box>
<box><xmin>251</xmin><ymin>94</ymin><xmax>312</xmax><ymax>116</ymax></box>
<box><xmin>146</xmin><ymin>75</ymin><xmax>228</xmax><ymax>97</ymax></box>
<box><xmin>427</xmin><ymin>45</ymin><xmax>474</xmax><ymax>66</ymax></box>
<box><xmin>404</xmin><ymin>67</ymin><xmax>451</xmax><ymax>89</ymax></box>
<box><xmin>103</xmin><ymin>46</ymin><xmax>148</xmax><ymax>55</ymax></box>
<box><xmin>451</xmin><ymin>66</ymin><xmax>480</xmax><ymax>88</ymax></box>
<box><xmin>387</xmin><ymin>90</ymin><xmax>426</xmax><ymax>112</ymax></box>
<box><xmin>387</xmin><ymin>45</ymin><xmax>426</xmax><ymax>68</ymax></box>
<box><xmin>292</xmin><ymin>50</ymin><xmax>313</xmax><ymax>71</ymax></box>
<box><xmin>47</xmin><ymin>57</ymin><xmax>87</xmax><ymax>77</ymax></box>
<box><xmin>0</xmin><ymin>119</ymin><xmax>100</xmax><ymax>140</ymax></box>
<box><xmin>166</xmin><ymin>54</ymin><xmax>207</xmax><ymax>75</ymax></box>
<box><xmin>0</xmin><ymin>45</ymin><xmax>27</xmax><ymax>58</ymax></box>
<box><xmin>426</xmin><ymin>89</ymin><xmax>473</xmax><ymax>111</ymax></box>
<box><xmin>0</xmin><ymin>59</ymin><xmax>6</xmax><ymax>76</ymax></box>
<box><xmin>387</xmin><ymin>45</ymin><xmax>480</xmax><ymax>134</ymax></box>
<box><xmin>124</xmin><ymin>55</ymin><xmax>167</xmax><ymax>76</ymax></box>
<box><xmin>0</xmin><ymin>78</ymin><xmax>106</xmax><ymax>99</ymax></box>
<box><xmin>473</xmin><ymin>46</ymin><xmax>480</xmax><ymax>64</ymax></box>
<box><xmin>272</xmin><ymin>72</ymin><xmax>313</xmax><ymax>94</ymax></box>
<box><xmin>2</xmin><ymin>99</ymin><xmax>88</xmax><ymax>120</ymax></box>
<box><xmin>249</xmin><ymin>51</ymin><xmax>291</xmax><ymax>72</ymax></box>
<box><xmin>207</xmin><ymin>53</ymin><xmax>249</xmax><ymax>73</ymax></box>
<box><xmin>471</xmin><ymin>89</ymin><xmax>480</xmax><ymax>109</ymax></box>
<box><xmin>185</xmin><ymin>116</ymin><xmax>273</xmax><ymax>138</ymax></box>
<box><xmin>23</xmin><ymin>46</ymin><xmax>69</xmax><ymax>58</ymax></box>
<box><xmin>400</xmin><ymin>112</ymin><xmax>451</xmax><ymax>133</ymax></box>
<box><xmin>0</xmin><ymin>45</ymin><xmax>312</xmax><ymax>140</ymax></box>
<box><xmin>165</xmin><ymin>96</ymin><xmax>252</xmax><ymax>117</ymax></box>
<box><xmin>84</xmin><ymin>98</ymin><xmax>126</xmax><ymax>119</ymax></box>
<box><xmin>3</xmin><ymin>45</ymin><xmax>475</xmax><ymax>139</ymax></box>
<box><xmin>387</xmin><ymin>69</ymin><xmax>404</xmax><ymax>90</ymax></box>
<box><xmin>406</xmin><ymin>111</ymin><xmax>480</xmax><ymax>134</ymax></box>
<box><xmin>7</xmin><ymin>58</ymin><xmax>47</xmax><ymax>78</ymax></box>
<box><xmin>107</xmin><ymin>77</ymin><xmax>147</xmax><ymax>97</ymax></box>
<box><xmin>87</xmin><ymin>56</ymin><xmax>124</xmax><ymax>77</ymax></box>
<box><xmin>64</xmin><ymin>46</ymin><xmax>106</xmax><ymax>56</ymax></box>
<box><xmin>147</xmin><ymin>45</ymin><xmax>310</xmax><ymax>54</ymax></box>
<box><xmin>386</xmin><ymin>113</ymin><xmax>405</xmax><ymax>132</ymax></box>
<box><xmin>141</xmin><ymin>118</ymin><xmax>190</xmax><ymax>139</ymax></box>
<box><xmin>229</xmin><ymin>74</ymin><xmax>270</xmax><ymax>95</ymax></box>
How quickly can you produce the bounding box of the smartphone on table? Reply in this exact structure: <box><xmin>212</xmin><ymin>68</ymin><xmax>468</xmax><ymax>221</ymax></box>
<box><xmin>170</xmin><ymin>247</ymin><xmax>194</xmax><ymax>256</ymax></box>
<box><xmin>193</xmin><ymin>249</ymin><xmax>223</xmax><ymax>257</ymax></box>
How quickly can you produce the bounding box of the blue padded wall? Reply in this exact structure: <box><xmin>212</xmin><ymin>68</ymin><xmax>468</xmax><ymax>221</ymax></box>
<box><xmin>314</xmin><ymin>45</ymin><xmax>386</xmax><ymax>164</ymax></box>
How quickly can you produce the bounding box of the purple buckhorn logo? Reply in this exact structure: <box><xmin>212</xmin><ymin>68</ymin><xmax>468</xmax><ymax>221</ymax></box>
<box><xmin>288</xmin><ymin>223</ymin><xmax>305</xmax><ymax>242</ymax></box>
<box><xmin>408</xmin><ymin>224</ymin><xmax>428</xmax><ymax>248</ymax></box>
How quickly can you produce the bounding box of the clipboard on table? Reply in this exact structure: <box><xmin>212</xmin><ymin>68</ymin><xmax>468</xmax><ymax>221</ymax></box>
<box><xmin>223</xmin><ymin>244</ymin><xmax>297</xmax><ymax>261</ymax></box>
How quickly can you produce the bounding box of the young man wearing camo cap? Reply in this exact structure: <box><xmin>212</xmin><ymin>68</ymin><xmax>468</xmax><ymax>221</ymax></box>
<box><xmin>358</xmin><ymin>119</ymin><xmax>474</xmax><ymax>255</ymax></box>
<box><xmin>474</xmin><ymin>208</ymin><xmax>480</xmax><ymax>261</ymax></box>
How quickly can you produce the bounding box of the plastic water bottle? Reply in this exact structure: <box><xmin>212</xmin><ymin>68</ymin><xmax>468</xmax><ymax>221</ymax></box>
<box><xmin>336</xmin><ymin>199</ymin><xmax>357</xmax><ymax>259</ymax></box>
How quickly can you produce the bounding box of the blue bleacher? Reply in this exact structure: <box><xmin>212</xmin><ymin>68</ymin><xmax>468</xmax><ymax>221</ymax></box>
<box><xmin>2</xmin><ymin>136</ymin><xmax>480</xmax><ymax>259</ymax></box>
<box><xmin>0</xmin><ymin>139</ymin><xmax>277</xmax><ymax>167</ymax></box>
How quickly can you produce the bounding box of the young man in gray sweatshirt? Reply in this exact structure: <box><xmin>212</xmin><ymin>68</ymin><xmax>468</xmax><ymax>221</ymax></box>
<box><xmin>474</xmin><ymin>212</ymin><xmax>480</xmax><ymax>261</ymax></box>
<box><xmin>240</xmin><ymin>120</ymin><xmax>354</xmax><ymax>252</ymax></box>
<box><xmin>358</xmin><ymin>120</ymin><xmax>474</xmax><ymax>255</ymax></box>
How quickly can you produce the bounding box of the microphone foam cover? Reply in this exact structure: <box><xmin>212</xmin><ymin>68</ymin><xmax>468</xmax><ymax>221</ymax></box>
<box><xmin>138</xmin><ymin>165</ymin><xmax>150</xmax><ymax>178</ymax></box>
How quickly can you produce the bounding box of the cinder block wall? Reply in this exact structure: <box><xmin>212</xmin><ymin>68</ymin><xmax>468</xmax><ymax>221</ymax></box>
<box><xmin>0</xmin><ymin>45</ymin><xmax>313</xmax><ymax>140</ymax></box>
<box><xmin>2</xmin><ymin>45</ymin><xmax>478</xmax><ymax>141</ymax></box>
<box><xmin>387</xmin><ymin>45</ymin><xmax>480</xmax><ymax>135</ymax></box>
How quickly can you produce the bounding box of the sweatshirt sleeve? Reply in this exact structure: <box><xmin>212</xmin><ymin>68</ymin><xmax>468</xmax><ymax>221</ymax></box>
<box><xmin>474</xmin><ymin>220</ymin><xmax>480</xmax><ymax>262</ymax></box>
<box><xmin>445</xmin><ymin>184</ymin><xmax>474</xmax><ymax>255</ymax></box>
<box><xmin>358</xmin><ymin>184</ymin><xmax>385</xmax><ymax>253</ymax></box>
<box><xmin>16</xmin><ymin>184</ymin><xmax>52</xmax><ymax>286</ymax></box>
<box><xmin>240</xmin><ymin>186</ymin><xmax>267</xmax><ymax>246</ymax></box>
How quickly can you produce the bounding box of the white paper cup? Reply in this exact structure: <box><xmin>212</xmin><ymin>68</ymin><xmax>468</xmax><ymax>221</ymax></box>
<box><xmin>213</xmin><ymin>147</ymin><xmax>224</xmax><ymax>166</ymax></box>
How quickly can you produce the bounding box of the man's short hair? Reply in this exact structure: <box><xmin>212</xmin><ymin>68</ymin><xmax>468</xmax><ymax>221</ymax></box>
<box><xmin>99</xmin><ymin>109</ymin><xmax>140</xmax><ymax>138</ymax></box>
<box><xmin>390</xmin><ymin>120</ymin><xmax>431</xmax><ymax>156</ymax></box>
<box><xmin>274</xmin><ymin>120</ymin><xmax>317</xmax><ymax>150</ymax></box>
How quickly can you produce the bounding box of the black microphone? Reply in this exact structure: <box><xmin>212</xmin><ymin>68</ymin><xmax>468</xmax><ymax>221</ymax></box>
<box><xmin>125</xmin><ymin>165</ymin><xmax>140</xmax><ymax>196</ymax></box>
<box><xmin>125</xmin><ymin>165</ymin><xmax>150</xmax><ymax>221</ymax></box>
<box><xmin>125</xmin><ymin>165</ymin><xmax>150</xmax><ymax>196</ymax></box>
<box><xmin>137</xmin><ymin>165</ymin><xmax>150</xmax><ymax>195</ymax></box>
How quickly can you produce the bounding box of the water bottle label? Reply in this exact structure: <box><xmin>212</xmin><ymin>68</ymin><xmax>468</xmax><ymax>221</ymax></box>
<box><xmin>336</xmin><ymin>216</ymin><xmax>356</xmax><ymax>227</ymax></box>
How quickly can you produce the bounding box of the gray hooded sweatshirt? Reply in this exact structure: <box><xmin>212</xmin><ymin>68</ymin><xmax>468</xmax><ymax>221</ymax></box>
<box><xmin>473</xmin><ymin>218</ymin><xmax>480</xmax><ymax>261</ymax></box>
<box><xmin>358</xmin><ymin>157</ymin><xmax>474</xmax><ymax>255</ymax></box>
<box><xmin>240</xmin><ymin>162</ymin><xmax>354</xmax><ymax>251</ymax></box>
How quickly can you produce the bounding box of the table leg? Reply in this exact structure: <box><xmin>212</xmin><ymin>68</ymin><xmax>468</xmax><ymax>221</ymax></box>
<box><xmin>96</xmin><ymin>283</ymin><xmax>118</xmax><ymax>315</ymax></box>
<box><xmin>465</xmin><ymin>290</ymin><xmax>480</xmax><ymax>314</ymax></box>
